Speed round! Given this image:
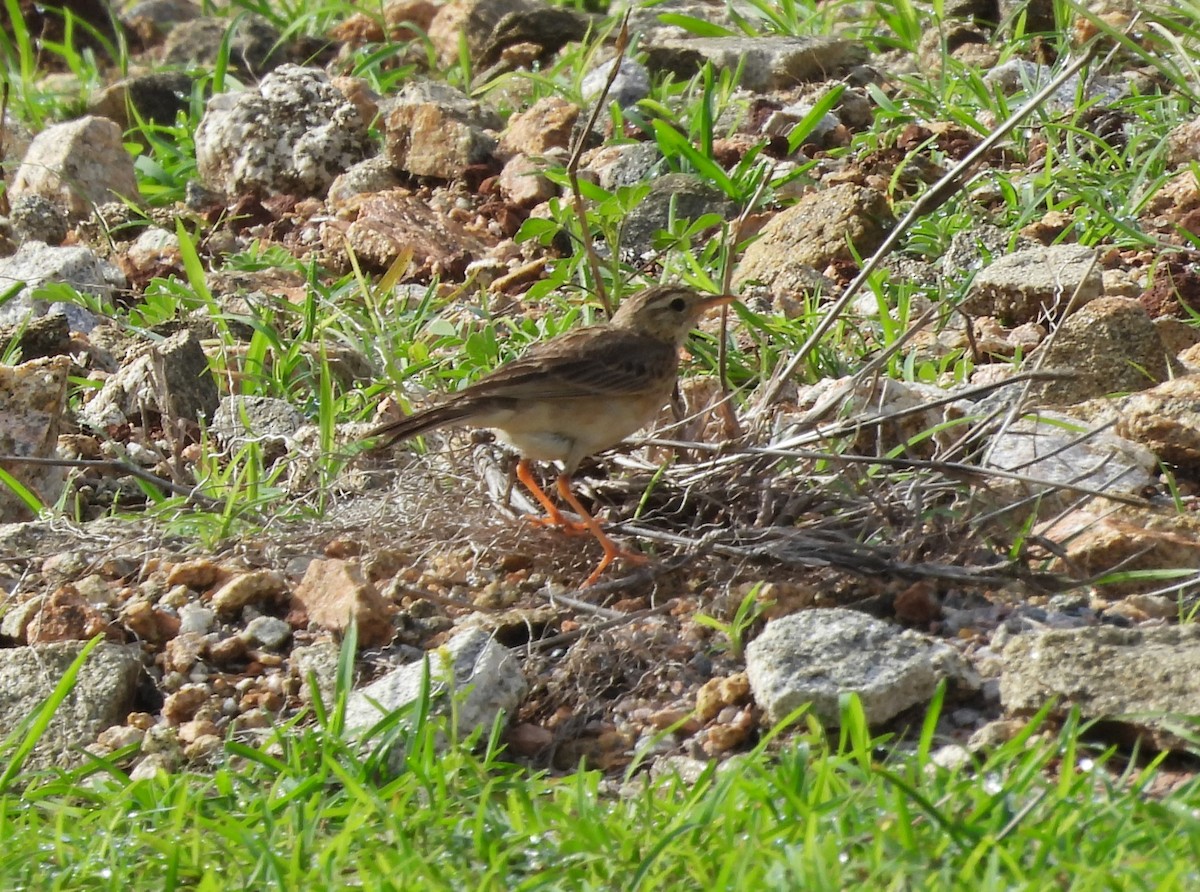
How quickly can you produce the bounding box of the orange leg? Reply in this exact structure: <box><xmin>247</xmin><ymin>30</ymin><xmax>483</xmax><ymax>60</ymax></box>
<box><xmin>515</xmin><ymin>459</ymin><xmax>588</xmax><ymax>534</ymax></box>
<box><xmin>555</xmin><ymin>473</ymin><xmax>647</xmax><ymax>587</ymax></box>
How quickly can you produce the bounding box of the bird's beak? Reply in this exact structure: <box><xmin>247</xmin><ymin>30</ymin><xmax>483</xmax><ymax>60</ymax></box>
<box><xmin>698</xmin><ymin>293</ymin><xmax>737</xmax><ymax>311</ymax></box>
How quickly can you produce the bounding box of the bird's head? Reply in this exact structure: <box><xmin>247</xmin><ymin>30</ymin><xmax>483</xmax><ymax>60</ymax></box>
<box><xmin>608</xmin><ymin>284</ymin><xmax>735</xmax><ymax>345</ymax></box>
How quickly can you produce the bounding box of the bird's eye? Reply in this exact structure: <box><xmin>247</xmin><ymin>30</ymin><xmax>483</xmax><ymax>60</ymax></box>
<box><xmin>669</xmin><ymin>297</ymin><xmax>687</xmax><ymax>312</ymax></box>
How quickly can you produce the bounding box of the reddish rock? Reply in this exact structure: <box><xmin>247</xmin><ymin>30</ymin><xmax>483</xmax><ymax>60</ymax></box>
<box><xmin>321</xmin><ymin>189</ymin><xmax>489</xmax><ymax>278</ymax></box>
<box><xmin>121</xmin><ymin>599</ymin><xmax>181</xmax><ymax>643</ymax></box>
<box><xmin>163</xmin><ymin>684</ymin><xmax>209</xmax><ymax>724</ymax></box>
<box><xmin>500</xmin><ymin>96</ymin><xmax>579</xmax><ymax>155</ymax></box>
<box><xmin>289</xmin><ymin>559</ymin><xmax>394</xmax><ymax>647</ymax></box>
<box><xmin>163</xmin><ymin>631</ymin><xmax>208</xmax><ymax>673</ymax></box>
<box><xmin>27</xmin><ymin>585</ymin><xmax>112</xmax><ymax>643</ymax></box>
<box><xmin>210</xmin><ymin>570</ymin><xmax>287</xmax><ymax>615</ymax></box>
<box><xmin>166</xmin><ymin>559</ymin><xmax>223</xmax><ymax>590</ymax></box>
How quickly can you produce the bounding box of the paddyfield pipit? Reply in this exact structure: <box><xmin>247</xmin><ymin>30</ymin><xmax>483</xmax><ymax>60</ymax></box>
<box><xmin>368</xmin><ymin>284</ymin><xmax>734</xmax><ymax>587</ymax></box>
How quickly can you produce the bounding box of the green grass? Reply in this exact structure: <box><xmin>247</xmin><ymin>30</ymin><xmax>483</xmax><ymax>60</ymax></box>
<box><xmin>1</xmin><ymin>671</ymin><xmax>1196</xmax><ymax>890</ymax></box>
<box><xmin>7</xmin><ymin>0</ymin><xmax>1200</xmax><ymax>887</ymax></box>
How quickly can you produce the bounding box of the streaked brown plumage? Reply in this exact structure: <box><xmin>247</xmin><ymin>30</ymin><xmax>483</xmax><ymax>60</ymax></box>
<box><xmin>368</xmin><ymin>284</ymin><xmax>733</xmax><ymax>586</ymax></box>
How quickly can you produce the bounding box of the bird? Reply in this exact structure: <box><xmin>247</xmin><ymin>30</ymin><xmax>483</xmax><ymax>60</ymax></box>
<box><xmin>367</xmin><ymin>283</ymin><xmax>735</xmax><ymax>587</ymax></box>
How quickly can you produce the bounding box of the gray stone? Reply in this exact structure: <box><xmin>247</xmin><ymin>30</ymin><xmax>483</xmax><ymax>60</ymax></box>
<box><xmin>196</xmin><ymin>65</ymin><xmax>371</xmax><ymax>197</ymax></box>
<box><xmin>80</xmin><ymin>329</ymin><xmax>219</xmax><ymax>430</ymax></box>
<box><xmin>620</xmin><ymin>173</ymin><xmax>734</xmax><ymax>257</ymax></box>
<box><xmin>0</xmin><ymin>641</ymin><xmax>141</xmax><ymax>769</ymax></box>
<box><xmin>0</xmin><ymin>242</ymin><xmax>124</xmax><ymax>333</ymax></box>
<box><xmin>8</xmin><ymin>195</ymin><xmax>67</xmax><ymax>246</ymax></box>
<box><xmin>962</xmin><ymin>244</ymin><xmax>1103</xmax><ymax>324</ymax></box>
<box><xmin>644</xmin><ymin>36</ymin><xmax>867</xmax><ymax>93</ymax></box>
<box><xmin>746</xmin><ymin>608</ymin><xmax>969</xmax><ymax>726</ymax></box>
<box><xmin>160</xmin><ymin>14</ymin><xmax>289</xmax><ymax>77</ymax></box>
<box><xmin>583</xmin><ymin>142</ymin><xmax>662</xmax><ymax>192</ymax></box>
<box><xmin>1025</xmin><ymin>297</ymin><xmax>1170</xmax><ymax>407</ymax></box>
<box><xmin>344</xmin><ymin>628</ymin><xmax>526</xmax><ymax>770</ymax></box>
<box><xmin>1000</xmin><ymin>625</ymin><xmax>1200</xmax><ymax>750</ymax></box>
<box><xmin>427</xmin><ymin>0</ymin><xmax>590</xmax><ymax>70</ymax></box>
<box><xmin>982</xmin><ymin>411</ymin><xmax>1157</xmax><ymax>502</ymax></box>
<box><xmin>10</xmin><ymin>115</ymin><xmax>139</xmax><ymax>218</ymax></box>
<box><xmin>291</xmin><ymin>640</ymin><xmax>342</xmax><ymax>706</ymax></box>
<box><xmin>327</xmin><ymin>156</ymin><xmax>403</xmax><ymax>210</ymax></box>
<box><xmin>213</xmin><ymin>395</ymin><xmax>305</xmax><ymax>452</ymax></box>
<box><xmin>985</xmin><ymin>59</ymin><xmax>1125</xmax><ymax>113</ymax></box>
<box><xmin>383</xmin><ymin>80</ymin><xmax>500</xmax><ymax>180</ymax></box>
<box><xmin>0</xmin><ymin>356</ymin><xmax>71</xmax><ymax>523</ymax></box>
<box><xmin>734</xmin><ymin>184</ymin><xmax>893</xmax><ymax>289</ymax></box>
<box><xmin>243</xmin><ymin>615</ymin><xmax>291</xmax><ymax>650</ymax></box>
<box><xmin>88</xmin><ymin>71</ymin><xmax>193</xmax><ymax>131</ymax></box>
<box><xmin>177</xmin><ymin>604</ymin><xmax>215</xmax><ymax>635</ymax></box>
<box><xmin>581</xmin><ymin>57</ymin><xmax>650</xmax><ymax>108</ymax></box>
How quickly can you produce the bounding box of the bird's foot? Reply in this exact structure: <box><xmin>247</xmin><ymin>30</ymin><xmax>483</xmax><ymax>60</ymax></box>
<box><xmin>580</xmin><ymin>541</ymin><xmax>649</xmax><ymax>588</ymax></box>
<box><xmin>523</xmin><ymin>510</ymin><xmax>590</xmax><ymax>536</ymax></box>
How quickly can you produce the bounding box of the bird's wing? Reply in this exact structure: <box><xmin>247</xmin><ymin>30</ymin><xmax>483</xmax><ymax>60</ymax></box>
<box><xmin>460</xmin><ymin>328</ymin><xmax>679</xmax><ymax>401</ymax></box>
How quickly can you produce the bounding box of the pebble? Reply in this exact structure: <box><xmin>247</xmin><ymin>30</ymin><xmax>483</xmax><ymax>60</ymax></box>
<box><xmin>243</xmin><ymin>615</ymin><xmax>291</xmax><ymax>649</ymax></box>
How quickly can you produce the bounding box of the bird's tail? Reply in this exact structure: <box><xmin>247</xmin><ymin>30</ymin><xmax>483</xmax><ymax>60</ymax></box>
<box><xmin>364</xmin><ymin>401</ymin><xmax>477</xmax><ymax>446</ymax></box>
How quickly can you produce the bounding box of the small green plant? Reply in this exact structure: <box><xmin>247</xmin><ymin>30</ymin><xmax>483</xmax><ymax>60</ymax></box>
<box><xmin>694</xmin><ymin>582</ymin><xmax>775</xmax><ymax>658</ymax></box>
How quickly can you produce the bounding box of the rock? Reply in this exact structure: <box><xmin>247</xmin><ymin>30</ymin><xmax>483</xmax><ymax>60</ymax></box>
<box><xmin>980</xmin><ymin>411</ymin><xmax>1157</xmax><ymax>504</ymax></box>
<box><xmin>289</xmin><ymin>558</ymin><xmax>393</xmax><ymax>647</ymax></box>
<box><xmin>583</xmin><ymin>142</ymin><xmax>662</xmax><ymax>192</ymax></box>
<box><xmin>0</xmin><ymin>313</ymin><xmax>69</xmax><ymax>363</ymax></box>
<box><xmin>498</xmin><ymin>153</ymin><xmax>559</xmax><ymax>208</ymax></box>
<box><xmin>210</xmin><ymin>570</ymin><xmax>287</xmax><ymax>615</ymax></box>
<box><xmin>619</xmin><ymin>173</ymin><xmax>735</xmax><ymax>257</ymax></box>
<box><xmin>427</xmin><ymin>0</ymin><xmax>590</xmax><ymax>69</ymax></box>
<box><xmin>781</xmin><ymin>375</ymin><xmax>973</xmax><ymax>459</ymax></box>
<box><xmin>383</xmin><ymin>80</ymin><xmax>500</xmax><ymax>179</ymax></box>
<box><xmin>162</xmin><ymin>683</ymin><xmax>209</xmax><ymax>724</ymax></box>
<box><xmin>0</xmin><ymin>356</ymin><xmax>71</xmax><ymax>522</ymax></box>
<box><xmin>695</xmin><ymin>672</ymin><xmax>750</xmax><ymax>722</ymax></box>
<box><xmin>1039</xmin><ymin>506</ymin><xmax>1200</xmax><ymax>595</ymax></box>
<box><xmin>87</xmin><ymin>71</ymin><xmax>192</xmax><ymax>131</ymax></box>
<box><xmin>212</xmin><ymin>395</ymin><xmax>305</xmax><ymax>452</ymax></box>
<box><xmin>8</xmin><ymin>195</ymin><xmax>68</xmax><ymax>245</ymax></box>
<box><xmin>160</xmin><ymin>14</ymin><xmax>289</xmax><ymax>77</ymax></box>
<box><xmin>734</xmin><ymin>184</ymin><xmax>893</xmax><ymax>288</ymax></box>
<box><xmin>327</xmin><ymin>156</ymin><xmax>403</xmax><ymax>209</ymax></box>
<box><xmin>1113</xmin><ymin>376</ymin><xmax>1200</xmax><ymax>468</ymax></box>
<box><xmin>581</xmin><ymin>57</ymin><xmax>650</xmax><ymax>108</ymax></box>
<box><xmin>291</xmin><ymin>639</ymin><xmax>342</xmax><ymax>705</ymax></box>
<box><xmin>961</xmin><ymin>244</ymin><xmax>1104</xmax><ymax>324</ymax></box>
<box><xmin>0</xmin><ymin>641</ymin><xmax>141</xmax><ymax>769</ymax></box>
<box><xmin>984</xmin><ymin>60</ymin><xmax>1124</xmax><ymax>114</ymax></box>
<box><xmin>321</xmin><ymin>189</ymin><xmax>489</xmax><ymax>278</ymax></box>
<box><xmin>343</xmin><ymin>628</ymin><xmax>526</xmax><ymax>770</ymax></box>
<box><xmin>195</xmin><ymin>65</ymin><xmax>371</xmax><ymax>197</ymax></box>
<box><xmin>644</xmin><ymin>36</ymin><xmax>866</xmax><ymax>92</ymax></box>
<box><xmin>27</xmin><ymin>585</ymin><xmax>111</xmax><ymax>643</ymax></box>
<box><xmin>166</xmin><ymin>558</ymin><xmax>222</xmax><ymax>590</ymax></box>
<box><xmin>120</xmin><ymin>0</ymin><xmax>199</xmax><ymax>43</ymax></box>
<box><xmin>10</xmin><ymin>115</ymin><xmax>139</xmax><ymax>218</ymax></box>
<box><xmin>79</xmin><ymin>329</ymin><xmax>219</xmax><ymax>430</ymax></box>
<box><xmin>328</xmin><ymin>0</ymin><xmax>439</xmax><ymax>44</ymax></box>
<box><xmin>745</xmin><ymin>608</ymin><xmax>969</xmax><ymax>726</ymax></box>
<box><xmin>499</xmin><ymin>96</ymin><xmax>579</xmax><ymax>156</ymax></box>
<box><xmin>177</xmin><ymin>604</ymin><xmax>215</xmax><ymax>635</ymax></box>
<box><xmin>0</xmin><ymin>242</ymin><xmax>125</xmax><ymax>332</ymax></box>
<box><xmin>124</xmin><ymin>227</ymin><xmax>182</xmax><ymax>276</ymax></box>
<box><xmin>1000</xmin><ymin>625</ymin><xmax>1200</xmax><ymax>749</ymax></box>
<box><xmin>243</xmin><ymin>615</ymin><xmax>291</xmax><ymax>650</ymax></box>
<box><xmin>1024</xmin><ymin>298</ymin><xmax>1170</xmax><ymax>407</ymax></box>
